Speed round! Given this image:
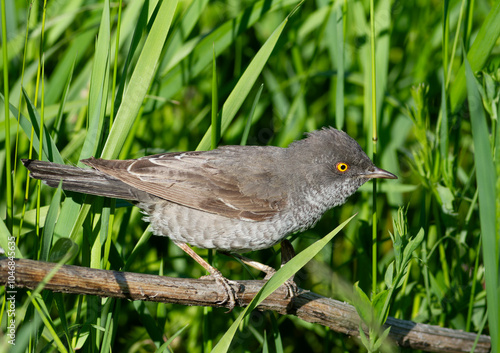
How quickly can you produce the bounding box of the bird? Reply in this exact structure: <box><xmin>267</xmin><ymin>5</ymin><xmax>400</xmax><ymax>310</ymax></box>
<box><xmin>22</xmin><ymin>127</ymin><xmax>397</xmax><ymax>309</ymax></box>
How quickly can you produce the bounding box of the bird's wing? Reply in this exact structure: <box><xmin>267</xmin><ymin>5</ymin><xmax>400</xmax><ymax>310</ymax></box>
<box><xmin>81</xmin><ymin>150</ymin><xmax>286</xmax><ymax>221</ymax></box>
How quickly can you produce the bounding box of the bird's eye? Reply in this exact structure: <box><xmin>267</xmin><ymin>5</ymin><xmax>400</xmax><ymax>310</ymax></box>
<box><xmin>336</xmin><ymin>162</ymin><xmax>349</xmax><ymax>173</ymax></box>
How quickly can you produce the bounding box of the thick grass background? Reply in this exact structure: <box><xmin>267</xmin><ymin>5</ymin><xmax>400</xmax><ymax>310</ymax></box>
<box><xmin>1</xmin><ymin>0</ymin><xmax>499</xmax><ymax>352</ymax></box>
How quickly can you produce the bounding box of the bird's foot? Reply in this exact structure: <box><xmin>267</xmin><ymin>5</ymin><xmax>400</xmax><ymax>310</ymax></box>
<box><xmin>221</xmin><ymin>239</ymin><xmax>302</xmax><ymax>300</ymax></box>
<box><xmin>276</xmin><ymin>239</ymin><xmax>300</xmax><ymax>298</ymax></box>
<box><xmin>201</xmin><ymin>271</ymin><xmax>240</xmax><ymax>312</ymax></box>
<box><xmin>174</xmin><ymin>242</ymin><xmax>240</xmax><ymax>312</ymax></box>
<box><xmin>263</xmin><ymin>271</ymin><xmax>299</xmax><ymax>299</ymax></box>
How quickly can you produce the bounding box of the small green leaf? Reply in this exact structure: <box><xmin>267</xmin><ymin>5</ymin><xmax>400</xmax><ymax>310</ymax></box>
<box><xmin>19</xmin><ymin>89</ymin><xmax>64</xmax><ymax>164</ymax></box>
<box><xmin>396</xmin><ymin>264</ymin><xmax>410</xmax><ymax>288</ymax></box>
<box><xmin>384</xmin><ymin>261</ymin><xmax>394</xmax><ymax>288</ymax></box>
<box><xmin>436</xmin><ymin>184</ymin><xmax>455</xmax><ymax>214</ymax></box>
<box><xmin>358</xmin><ymin>323</ymin><xmax>370</xmax><ymax>351</ymax></box>
<box><xmin>372</xmin><ymin>290</ymin><xmax>390</xmax><ymax>324</ymax></box>
<box><xmin>372</xmin><ymin>326</ymin><xmax>391</xmax><ymax>351</ymax></box>
<box><xmin>402</xmin><ymin>227</ymin><xmax>424</xmax><ymax>266</ymax></box>
<box><xmin>353</xmin><ymin>282</ymin><xmax>374</xmax><ymax>326</ymax></box>
<box><xmin>49</xmin><ymin>238</ymin><xmax>79</xmax><ymax>263</ymax></box>
<box><xmin>0</xmin><ymin>218</ymin><xmax>23</xmax><ymax>258</ymax></box>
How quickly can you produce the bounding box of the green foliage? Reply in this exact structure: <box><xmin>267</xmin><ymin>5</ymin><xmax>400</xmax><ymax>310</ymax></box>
<box><xmin>352</xmin><ymin>207</ymin><xmax>423</xmax><ymax>352</ymax></box>
<box><xmin>1</xmin><ymin>0</ymin><xmax>499</xmax><ymax>352</ymax></box>
<box><xmin>465</xmin><ymin>57</ymin><xmax>499</xmax><ymax>351</ymax></box>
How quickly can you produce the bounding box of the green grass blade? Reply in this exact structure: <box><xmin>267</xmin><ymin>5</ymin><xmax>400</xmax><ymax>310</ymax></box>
<box><xmin>155</xmin><ymin>324</ymin><xmax>189</xmax><ymax>353</ymax></box>
<box><xmin>212</xmin><ymin>214</ymin><xmax>356</xmax><ymax>353</ymax></box>
<box><xmin>133</xmin><ymin>301</ymin><xmax>164</xmax><ymax>347</ymax></box>
<box><xmin>154</xmin><ymin>0</ymin><xmax>300</xmax><ymax>108</ymax></box>
<box><xmin>1</xmin><ymin>0</ymin><xmax>12</xmax><ymax>233</ymax></box>
<box><xmin>19</xmin><ymin>89</ymin><xmax>64</xmax><ymax>164</ymax></box>
<box><xmin>18</xmin><ymin>252</ymin><xmax>79</xmax><ymax>353</ymax></box>
<box><xmin>329</xmin><ymin>6</ymin><xmax>345</xmax><ymax>129</ymax></box>
<box><xmin>450</xmin><ymin>1</ymin><xmax>500</xmax><ymax>113</ymax></box>
<box><xmin>0</xmin><ymin>217</ymin><xmax>23</xmax><ymax>258</ymax></box>
<box><xmin>465</xmin><ymin>57</ymin><xmax>498</xmax><ymax>352</ymax></box>
<box><xmin>53</xmin><ymin>293</ymin><xmax>72</xmax><ymax>351</ymax></box>
<box><xmin>197</xmin><ymin>17</ymin><xmax>289</xmax><ymax>151</ymax></box>
<box><xmin>211</xmin><ymin>45</ymin><xmax>220</xmax><ymax>149</ymax></box>
<box><xmin>39</xmin><ymin>185</ymin><xmax>62</xmax><ymax>261</ymax></box>
<box><xmin>51</xmin><ymin>55</ymin><xmax>76</xmax><ymax>143</ymax></box>
<box><xmin>79</xmin><ymin>0</ymin><xmax>110</xmax><ymax>161</ymax></box>
<box><xmin>112</xmin><ymin>0</ymin><xmax>150</xmax><ymax>116</ymax></box>
<box><xmin>44</xmin><ymin>26</ymin><xmax>96</xmax><ymax>105</ymax></box>
<box><xmin>101</xmin><ymin>0</ymin><xmax>179</xmax><ymax>159</ymax></box>
<box><xmin>158</xmin><ymin>0</ymin><xmax>209</xmax><ymax>73</ymax></box>
<box><xmin>263</xmin><ymin>68</ymin><xmax>289</xmax><ymax>123</ymax></box>
<box><xmin>439</xmin><ymin>78</ymin><xmax>448</xmax><ymax>159</ymax></box>
<box><xmin>27</xmin><ymin>293</ymin><xmax>69</xmax><ymax>353</ymax></box>
<box><xmin>240</xmin><ymin>83</ymin><xmax>264</xmax><ymax>146</ymax></box>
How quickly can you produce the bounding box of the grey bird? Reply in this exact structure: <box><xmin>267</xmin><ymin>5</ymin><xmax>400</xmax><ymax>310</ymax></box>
<box><xmin>22</xmin><ymin>127</ymin><xmax>397</xmax><ymax>309</ymax></box>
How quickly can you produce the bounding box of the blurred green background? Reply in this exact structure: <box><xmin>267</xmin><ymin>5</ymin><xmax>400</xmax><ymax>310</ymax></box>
<box><xmin>1</xmin><ymin>0</ymin><xmax>499</xmax><ymax>352</ymax></box>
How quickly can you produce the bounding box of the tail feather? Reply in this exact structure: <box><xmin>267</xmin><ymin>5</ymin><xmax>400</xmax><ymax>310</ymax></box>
<box><xmin>22</xmin><ymin>159</ymin><xmax>149</xmax><ymax>201</ymax></box>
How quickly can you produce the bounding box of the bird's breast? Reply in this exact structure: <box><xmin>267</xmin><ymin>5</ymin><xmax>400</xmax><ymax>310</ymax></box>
<box><xmin>286</xmin><ymin>180</ymin><xmax>362</xmax><ymax>232</ymax></box>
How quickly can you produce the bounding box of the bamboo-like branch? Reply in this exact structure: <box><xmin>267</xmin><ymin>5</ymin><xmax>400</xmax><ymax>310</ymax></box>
<box><xmin>1</xmin><ymin>258</ymin><xmax>490</xmax><ymax>353</ymax></box>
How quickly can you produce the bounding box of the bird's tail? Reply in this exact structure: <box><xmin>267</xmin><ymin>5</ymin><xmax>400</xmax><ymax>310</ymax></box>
<box><xmin>22</xmin><ymin>159</ymin><xmax>147</xmax><ymax>201</ymax></box>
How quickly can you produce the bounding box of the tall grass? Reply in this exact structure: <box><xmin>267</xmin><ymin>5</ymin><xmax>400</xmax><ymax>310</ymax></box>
<box><xmin>1</xmin><ymin>0</ymin><xmax>499</xmax><ymax>352</ymax></box>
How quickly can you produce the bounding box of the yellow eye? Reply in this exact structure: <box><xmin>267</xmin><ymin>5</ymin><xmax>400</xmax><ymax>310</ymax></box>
<box><xmin>336</xmin><ymin>162</ymin><xmax>349</xmax><ymax>173</ymax></box>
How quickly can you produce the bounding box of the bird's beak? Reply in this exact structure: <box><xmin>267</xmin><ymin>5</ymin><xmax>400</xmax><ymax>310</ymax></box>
<box><xmin>361</xmin><ymin>167</ymin><xmax>398</xmax><ymax>179</ymax></box>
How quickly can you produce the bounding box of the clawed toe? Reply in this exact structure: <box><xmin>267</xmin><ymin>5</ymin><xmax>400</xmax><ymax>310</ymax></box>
<box><xmin>263</xmin><ymin>270</ymin><xmax>300</xmax><ymax>299</ymax></box>
<box><xmin>219</xmin><ymin>241</ymin><xmax>302</xmax><ymax>302</ymax></box>
<box><xmin>175</xmin><ymin>242</ymin><xmax>240</xmax><ymax>312</ymax></box>
<box><xmin>207</xmin><ymin>272</ymin><xmax>240</xmax><ymax>312</ymax></box>
<box><xmin>283</xmin><ymin>279</ymin><xmax>299</xmax><ymax>299</ymax></box>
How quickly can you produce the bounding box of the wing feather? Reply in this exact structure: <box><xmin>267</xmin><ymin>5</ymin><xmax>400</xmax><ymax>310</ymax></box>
<box><xmin>81</xmin><ymin>149</ymin><xmax>286</xmax><ymax>221</ymax></box>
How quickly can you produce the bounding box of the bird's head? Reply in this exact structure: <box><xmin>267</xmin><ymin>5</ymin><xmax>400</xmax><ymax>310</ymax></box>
<box><xmin>288</xmin><ymin>127</ymin><xmax>397</xmax><ymax>201</ymax></box>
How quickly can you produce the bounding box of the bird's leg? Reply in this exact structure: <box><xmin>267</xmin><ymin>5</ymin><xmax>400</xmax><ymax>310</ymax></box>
<box><xmin>279</xmin><ymin>239</ymin><xmax>296</xmax><ymax>266</ymax></box>
<box><xmin>277</xmin><ymin>239</ymin><xmax>299</xmax><ymax>298</ymax></box>
<box><xmin>174</xmin><ymin>242</ymin><xmax>239</xmax><ymax>311</ymax></box>
<box><xmin>221</xmin><ymin>252</ymin><xmax>278</xmax><ymax>275</ymax></box>
<box><xmin>221</xmin><ymin>239</ymin><xmax>299</xmax><ymax>298</ymax></box>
